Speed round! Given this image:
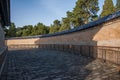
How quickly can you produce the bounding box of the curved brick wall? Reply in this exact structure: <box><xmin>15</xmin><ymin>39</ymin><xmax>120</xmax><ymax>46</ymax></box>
<box><xmin>35</xmin><ymin>18</ymin><xmax>120</xmax><ymax>47</ymax></box>
<box><xmin>5</xmin><ymin>13</ymin><xmax>120</xmax><ymax>65</ymax></box>
<box><xmin>6</xmin><ymin>17</ymin><xmax>120</xmax><ymax>47</ymax></box>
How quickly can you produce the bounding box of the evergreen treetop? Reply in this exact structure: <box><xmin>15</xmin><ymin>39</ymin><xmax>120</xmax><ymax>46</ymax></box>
<box><xmin>72</xmin><ymin>0</ymin><xmax>99</xmax><ymax>27</ymax></box>
<box><xmin>100</xmin><ymin>0</ymin><xmax>115</xmax><ymax>17</ymax></box>
<box><xmin>116</xmin><ymin>0</ymin><xmax>120</xmax><ymax>11</ymax></box>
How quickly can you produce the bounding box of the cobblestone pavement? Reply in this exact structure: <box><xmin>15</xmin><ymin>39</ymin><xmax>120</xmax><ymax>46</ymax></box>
<box><xmin>1</xmin><ymin>49</ymin><xmax>120</xmax><ymax>80</ymax></box>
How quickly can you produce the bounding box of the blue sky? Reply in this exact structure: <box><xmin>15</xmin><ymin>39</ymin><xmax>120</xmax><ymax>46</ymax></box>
<box><xmin>11</xmin><ymin>0</ymin><xmax>116</xmax><ymax>27</ymax></box>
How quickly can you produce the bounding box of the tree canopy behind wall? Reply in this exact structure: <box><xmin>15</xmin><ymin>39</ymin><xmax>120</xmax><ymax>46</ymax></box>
<box><xmin>100</xmin><ymin>0</ymin><xmax>115</xmax><ymax>17</ymax></box>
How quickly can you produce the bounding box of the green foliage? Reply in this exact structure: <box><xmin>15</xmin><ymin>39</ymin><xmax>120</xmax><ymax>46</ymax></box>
<box><xmin>16</xmin><ymin>27</ymin><xmax>23</xmax><ymax>37</ymax></box>
<box><xmin>4</xmin><ymin>28</ymin><xmax>9</xmax><ymax>37</ymax></box>
<box><xmin>5</xmin><ymin>0</ymin><xmax>101</xmax><ymax>37</ymax></box>
<box><xmin>72</xmin><ymin>0</ymin><xmax>99</xmax><ymax>27</ymax></box>
<box><xmin>49</xmin><ymin>20</ymin><xmax>61</xmax><ymax>34</ymax></box>
<box><xmin>22</xmin><ymin>25</ymin><xmax>33</xmax><ymax>36</ymax></box>
<box><xmin>31</xmin><ymin>23</ymin><xmax>48</xmax><ymax>35</ymax></box>
<box><xmin>59</xmin><ymin>11</ymin><xmax>73</xmax><ymax>31</ymax></box>
<box><xmin>49</xmin><ymin>25</ymin><xmax>57</xmax><ymax>34</ymax></box>
<box><xmin>8</xmin><ymin>23</ymin><xmax>16</xmax><ymax>37</ymax></box>
<box><xmin>53</xmin><ymin>20</ymin><xmax>61</xmax><ymax>27</ymax></box>
<box><xmin>116</xmin><ymin>0</ymin><xmax>120</xmax><ymax>11</ymax></box>
<box><xmin>45</xmin><ymin>26</ymin><xmax>50</xmax><ymax>34</ymax></box>
<box><xmin>6</xmin><ymin>22</ymin><xmax>50</xmax><ymax>37</ymax></box>
<box><xmin>59</xmin><ymin>18</ymin><xmax>70</xmax><ymax>31</ymax></box>
<box><xmin>100</xmin><ymin>0</ymin><xmax>115</xmax><ymax>17</ymax></box>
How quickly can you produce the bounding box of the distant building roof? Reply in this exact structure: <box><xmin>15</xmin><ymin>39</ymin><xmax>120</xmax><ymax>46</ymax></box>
<box><xmin>0</xmin><ymin>0</ymin><xmax>10</xmax><ymax>26</ymax></box>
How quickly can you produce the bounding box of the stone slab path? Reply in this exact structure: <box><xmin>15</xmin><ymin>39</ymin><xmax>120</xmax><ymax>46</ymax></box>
<box><xmin>1</xmin><ymin>49</ymin><xmax>120</xmax><ymax>80</ymax></box>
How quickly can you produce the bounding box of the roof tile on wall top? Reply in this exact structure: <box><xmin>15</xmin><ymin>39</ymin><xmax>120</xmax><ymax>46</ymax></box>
<box><xmin>41</xmin><ymin>10</ymin><xmax>120</xmax><ymax>38</ymax></box>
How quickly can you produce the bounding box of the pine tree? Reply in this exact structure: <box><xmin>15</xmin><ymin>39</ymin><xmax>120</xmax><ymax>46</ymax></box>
<box><xmin>59</xmin><ymin>18</ymin><xmax>70</xmax><ymax>32</ymax></box>
<box><xmin>8</xmin><ymin>23</ymin><xmax>16</xmax><ymax>37</ymax></box>
<box><xmin>73</xmin><ymin>0</ymin><xmax>99</xmax><ymax>27</ymax></box>
<box><xmin>34</xmin><ymin>23</ymin><xmax>47</xmax><ymax>35</ymax></box>
<box><xmin>49</xmin><ymin>20</ymin><xmax>61</xmax><ymax>34</ymax></box>
<box><xmin>100</xmin><ymin>0</ymin><xmax>115</xmax><ymax>17</ymax></box>
<box><xmin>116</xmin><ymin>0</ymin><xmax>120</xmax><ymax>11</ymax></box>
<box><xmin>59</xmin><ymin>11</ymin><xmax>73</xmax><ymax>31</ymax></box>
<box><xmin>21</xmin><ymin>25</ymin><xmax>33</xmax><ymax>36</ymax></box>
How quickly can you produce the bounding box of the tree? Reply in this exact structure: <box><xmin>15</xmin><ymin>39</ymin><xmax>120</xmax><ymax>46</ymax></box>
<box><xmin>8</xmin><ymin>23</ymin><xmax>16</xmax><ymax>37</ymax></box>
<box><xmin>21</xmin><ymin>25</ymin><xmax>33</xmax><ymax>36</ymax></box>
<box><xmin>32</xmin><ymin>23</ymin><xmax>48</xmax><ymax>35</ymax></box>
<box><xmin>73</xmin><ymin>0</ymin><xmax>99</xmax><ymax>27</ymax></box>
<box><xmin>49</xmin><ymin>20</ymin><xmax>61</xmax><ymax>33</ymax></box>
<box><xmin>16</xmin><ymin>30</ymin><xmax>23</xmax><ymax>37</ymax></box>
<box><xmin>49</xmin><ymin>25</ymin><xmax>57</xmax><ymax>34</ymax></box>
<box><xmin>53</xmin><ymin>20</ymin><xmax>61</xmax><ymax>27</ymax></box>
<box><xmin>59</xmin><ymin>11</ymin><xmax>74</xmax><ymax>31</ymax></box>
<box><xmin>116</xmin><ymin>0</ymin><xmax>120</xmax><ymax>11</ymax></box>
<box><xmin>45</xmin><ymin>26</ymin><xmax>50</xmax><ymax>34</ymax></box>
<box><xmin>100</xmin><ymin>0</ymin><xmax>115</xmax><ymax>17</ymax></box>
<box><xmin>16</xmin><ymin>27</ymin><xmax>23</xmax><ymax>37</ymax></box>
<box><xmin>4</xmin><ymin>27</ymin><xmax>9</xmax><ymax>37</ymax></box>
<box><xmin>22</xmin><ymin>29</ymin><xmax>29</xmax><ymax>36</ymax></box>
<box><xmin>59</xmin><ymin>18</ymin><xmax>70</xmax><ymax>31</ymax></box>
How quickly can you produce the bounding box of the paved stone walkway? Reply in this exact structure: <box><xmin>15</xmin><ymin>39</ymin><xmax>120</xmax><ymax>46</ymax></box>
<box><xmin>1</xmin><ymin>49</ymin><xmax>120</xmax><ymax>80</ymax></box>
